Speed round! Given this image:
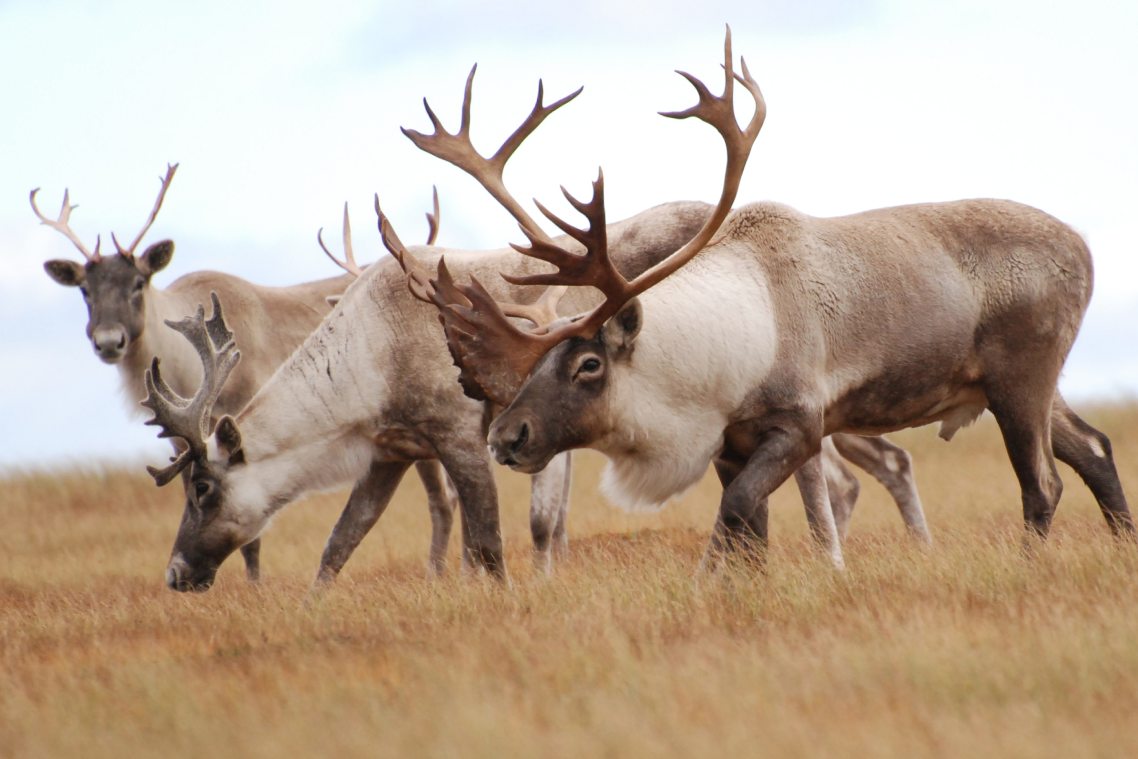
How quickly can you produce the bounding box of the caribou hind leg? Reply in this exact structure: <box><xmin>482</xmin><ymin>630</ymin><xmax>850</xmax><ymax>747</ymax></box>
<box><xmin>314</xmin><ymin>461</ymin><xmax>411</xmax><ymax>585</ymax></box>
<box><xmin>987</xmin><ymin>384</ymin><xmax>1064</xmax><ymax>542</ymax></box>
<box><xmin>830</xmin><ymin>434</ymin><xmax>932</xmax><ymax>543</ymax></box>
<box><xmin>529</xmin><ymin>451</ymin><xmax>573</xmax><ymax>575</ymax></box>
<box><xmin>1050</xmin><ymin>394</ymin><xmax>1134</xmax><ymax>536</ymax></box>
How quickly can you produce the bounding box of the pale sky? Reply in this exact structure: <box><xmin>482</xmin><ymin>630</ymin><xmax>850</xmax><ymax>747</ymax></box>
<box><xmin>2</xmin><ymin>0</ymin><xmax>1136</xmax><ymax>468</ymax></box>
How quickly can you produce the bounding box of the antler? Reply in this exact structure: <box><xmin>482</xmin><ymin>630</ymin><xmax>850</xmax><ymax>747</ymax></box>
<box><xmin>29</xmin><ymin>186</ymin><xmax>102</xmax><ymax>261</ymax></box>
<box><xmin>320</xmin><ymin>187</ymin><xmax>443</xmax><ymax>278</ymax></box>
<box><xmin>318</xmin><ymin>202</ymin><xmax>364</xmax><ymax>277</ymax></box>
<box><xmin>425</xmin><ymin>186</ymin><xmax>441</xmax><ymax>245</ymax></box>
<box><xmin>392</xmin><ymin>26</ymin><xmax>765</xmax><ymax>401</ymax></box>
<box><xmin>112</xmin><ymin>163</ymin><xmax>179</xmax><ymax>258</ymax></box>
<box><xmin>401</xmin><ymin>65</ymin><xmax>582</xmax><ymax>247</ymax></box>
<box><xmin>141</xmin><ymin>292</ymin><xmax>241</xmax><ymax>486</ymax></box>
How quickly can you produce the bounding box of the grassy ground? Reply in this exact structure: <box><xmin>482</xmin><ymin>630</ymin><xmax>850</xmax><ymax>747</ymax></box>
<box><xmin>3</xmin><ymin>404</ymin><xmax>1138</xmax><ymax>758</ymax></box>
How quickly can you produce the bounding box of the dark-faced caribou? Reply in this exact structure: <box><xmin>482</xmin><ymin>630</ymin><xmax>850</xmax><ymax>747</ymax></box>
<box><xmin>401</xmin><ymin>29</ymin><xmax>1133</xmax><ymax>567</ymax></box>
<box><xmin>33</xmin><ymin>165</ymin><xmax>463</xmax><ymax>580</ymax></box>
<box><xmin>382</xmin><ymin>59</ymin><xmax>939</xmax><ymax>560</ymax></box>
<box><xmin>142</xmin><ymin>197</ymin><xmax>718</xmax><ymax>590</ymax></box>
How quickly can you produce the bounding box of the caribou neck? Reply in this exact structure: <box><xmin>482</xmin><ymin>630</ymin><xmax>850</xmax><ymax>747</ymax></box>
<box><xmin>596</xmin><ymin>255</ymin><xmax>781</xmax><ymax>510</ymax></box>
<box><xmin>118</xmin><ymin>285</ymin><xmax>214</xmax><ymax>416</ymax></box>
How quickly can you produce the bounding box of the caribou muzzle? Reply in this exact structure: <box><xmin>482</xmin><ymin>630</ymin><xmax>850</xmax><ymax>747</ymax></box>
<box><xmin>165</xmin><ymin>553</ymin><xmax>217</xmax><ymax>593</ymax></box>
<box><xmin>91</xmin><ymin>325</ymin><xmax>128</xmax><ymax>363</ymax></box>
<box><xmin>489</xmin><ymin>414</ymin><xmax>553</xmax><ymax>473</ymax></box>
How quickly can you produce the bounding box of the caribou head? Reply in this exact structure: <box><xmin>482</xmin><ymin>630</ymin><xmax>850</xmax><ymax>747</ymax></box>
<box><xmin>140</xmin><ymin>292</ymin><xmax>251</xmax><ymax>591</ymax></box>
<box><xmin>34</xmin><ymin>164</ymin><xmax>179</xmax><ymax>363</ymax></box>
<box><xmin>386</xmin><ymin>29</ymin><xmax>764</xmax><ymax>475</ymax></box>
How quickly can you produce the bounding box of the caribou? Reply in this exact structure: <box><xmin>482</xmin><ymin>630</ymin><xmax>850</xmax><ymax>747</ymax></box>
<box><xmin>137</xmin><ymin>63</ymin><xmax>928</xmax><ymax>589</ymax></box>
<box><xmin>33</xmin><ymin>166</ymin><xmax>464</xmax><ymax>579</ymax></box>
<box><xmin>142</xmin><ymin>198</ymin><xmax>718</xmax><ymax>590</ymax></box>
<box><xmin>396</xmin><ymin>29</ymin><xmax>1133</xmax><ymax>568</ymax></box>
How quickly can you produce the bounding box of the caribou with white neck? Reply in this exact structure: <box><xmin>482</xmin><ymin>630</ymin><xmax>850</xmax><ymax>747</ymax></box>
<box><xmin>407</xmin><ymin>29</ymin><xmax>1133</xmax><ymax>566</ymax></box>
<box><xmin>143</xmin><ymin>197</ymin><xmax>720</xmax><ymax>590</ymax></box>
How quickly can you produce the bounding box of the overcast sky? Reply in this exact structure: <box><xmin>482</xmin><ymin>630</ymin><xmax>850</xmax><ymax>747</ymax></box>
<box><xmin>2</xmin><ymin>0</ymin><xmax>1136</xmax><ymax>468</ymax></box>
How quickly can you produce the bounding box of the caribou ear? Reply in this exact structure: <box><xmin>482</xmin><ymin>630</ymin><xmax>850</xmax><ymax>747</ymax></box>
<box><xmin>602</xmin><ymin>298</ymin><xmax>642</xmax><ymax>356</ymax></box>
<box><xmin>215</xmin><ymin>415</ymin><xmax>244</xmax><ymax>465</ymax></box>
<box><xmin>138</xmin><ymin>240</ymin><xmax>174</xmax><ymax>277</ymax></box>
<box><xmin>44</xmin><ymin>259</ymin><xmax>85</xmax><ymax>287</ymax></box>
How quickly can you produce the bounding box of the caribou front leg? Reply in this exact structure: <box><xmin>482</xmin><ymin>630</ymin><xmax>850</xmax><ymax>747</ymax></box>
<box><xmin>436</xmin><ymin>443</ymin><xmax>506</xmax><ymax>581</ymax></box>
<box><xmin>314</xmin><ymin>460</ymin><xmax>411</xmax><ymax>585</ymax></box>
<box><xmin>529</xmin><ymin>451</ymin><xmax>573</xmax><ymax>575</ymax></box>
<box><xmin>705</xmin><ymin>419</ymin><xmax>822</xmax><ymax>569</ymax></box>
<box><xmin>793</xmin><ymin>453</ymin><xmax>845</xmax><ymax>569</ymax></box>
<box><xmin>414</xmin><ymin>460</ymin><xmax>460</xmax><ymax>575</ymax></box>
<box><xmin>239</xmin><ymin>540</ymin><xmax>262</xmax><ymax>582</ymax></box>
<box><xmin>831</xmin><ymin>434</ymin><xmax>932</xmax><ymax>543</ymax></box>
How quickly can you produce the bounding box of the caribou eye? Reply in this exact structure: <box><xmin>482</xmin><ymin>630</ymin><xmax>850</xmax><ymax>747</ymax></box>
<box><xmin>193</xmin><ymin>481</ymin><xmax>213</xmax><ymax>503</ymax></box>
<box><xmin>131</xmin><ymin>279</ymin><xmax>145</xmax><ymax>293</ymax></box>
<box><xmin>574</xmin><ymin>356</ymin><xmax>603</xmax><ymax>381</ymax></box>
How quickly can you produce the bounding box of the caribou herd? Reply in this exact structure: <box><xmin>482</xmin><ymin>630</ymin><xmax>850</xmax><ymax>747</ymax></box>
<box><xmin>34</xmin><ymin>30</ymin><xmax>1132</xmax><ymax>592</ymax></box>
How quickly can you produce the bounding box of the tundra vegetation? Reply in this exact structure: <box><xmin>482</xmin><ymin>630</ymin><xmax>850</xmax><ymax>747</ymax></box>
<box><xmin>2</xmin><ymin>408</ymin><xmax>1137</xmax><ymax>757</ymax></box>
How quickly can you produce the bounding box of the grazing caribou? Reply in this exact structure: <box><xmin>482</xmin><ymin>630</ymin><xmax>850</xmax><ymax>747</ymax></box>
<box><xmin>33</xmin><ymin>166</ymin><xmax>463</xmax><ymax>578</ymax></box>
<box><xmin>399</xmin><ymin>30</ymin><xmax>1133</xmax><ymax>568</ymax></box>
<box><xmin>142</xmin><ymin>197</ymin><xmax>721</xmax><ymax>590</ymax></box>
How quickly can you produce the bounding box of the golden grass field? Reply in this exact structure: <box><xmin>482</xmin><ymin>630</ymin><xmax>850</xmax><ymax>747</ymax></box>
<box><xmin>3</xmin><ymin>404</ymin><xmax>1138</xmax><ymax>758</ymax></box>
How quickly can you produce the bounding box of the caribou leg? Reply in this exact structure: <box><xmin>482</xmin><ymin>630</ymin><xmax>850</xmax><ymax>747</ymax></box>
<box><xmin>314</xmin><ymin>461</ymin><xmax>411</xmax><ymax>585</ymax></box>
<box><xmin>529</xmin><ymin>451</ymin><xmax>573</xmax><ymax>575</ymax></box>
<box><xmin>239</xmin><ymin>540</ymin><xmax>262</xmax><ymax>582</ymax></box>
<box><xmin>436</xmin><ymin>443</ymin><xmax>506</xmax><ymax>580</ymax></box>
<box><xmin>712</xmin><ymin>449</ymin><xmax>845</xmax><ymax>568</ymax></box>
<box><xmin>706</xmin><ymin>419</ymin><xmax>821</xmax><ymax>567</ymax></box>
<box><xmin>988</xmin><ymin>386</ymin><xmax>1064</xmax><ymax>542</ymax></box>
<box><xmin>1050</xmin><ymin>395</ymin><xmax>1134</xmax><ymax>536</ymax></box>
<box><xmin>819</xmin><ymin>438</ymin><xmax>861</xmax><ymax>541</ymax></box>
<box><xmin>414</xmin><ymin>460</ymin><xmax>461</xmax><ymax>575</ymax></box>
<box><xmin>830</xmin><ymin>434</ymin><xmax>932</xmax><ymax>543</ymax></box>
<box><xmin>793</xmin><ymin>453</ymin><xmax>846</xmax><ymax>568</ymax></box>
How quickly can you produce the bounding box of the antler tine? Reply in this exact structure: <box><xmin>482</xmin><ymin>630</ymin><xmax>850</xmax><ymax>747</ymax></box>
<box><xmin>619</xmin><ymin>25</ymin><xmax>764</xmax><ymax>302</ymax></box>
<box><xmin>141</xmin><ymin>292</ymin><xmax>241</xmax><ymax>486</ymax></box>
<box><xmin>318</xmin><ymin>202</ymin><xmax>365</xmax><ymax>277</ymax></box>
<box><xmin>412</xmin><ymin>26</ymin><xmax>765</xmax><ymax>408</ymax></box>
<box><xmin>377</xmin><ymin>194</ymin><xmax>437</xmax><ymax>304</ymax></box>
<box><xmin>29</xmin><ymin>186</ymin><xmax>101</xmax><ymax>261</ymax></box>
<box><xmin>401</xmin><ymin>65</ymin><xmax>582</xmax><ymax>246</ymax></box>
<box><xmin>501</xmin><ymin>171</ymin><xmax>627</xmax><ymax>300</ymax></box>
<box><xmin>425</xmin><ymin>186</ymin><xmax>441</xmax><ymax>245</ymax></box>
<box><xmin>115</xmin><ymin>163</ymin><xmax>179</xmax><ymax>258</ymax></box>
<box><xmin>497</xmin><ymin>285</ymin><xmax>569</xmax><ymax>328</ymax></box>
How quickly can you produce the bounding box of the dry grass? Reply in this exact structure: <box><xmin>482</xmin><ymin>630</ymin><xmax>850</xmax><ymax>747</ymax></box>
<box><xmin>3</xmin><ymin>404</ymin><xmax>1138</xmax><ymax>758</ymax></box>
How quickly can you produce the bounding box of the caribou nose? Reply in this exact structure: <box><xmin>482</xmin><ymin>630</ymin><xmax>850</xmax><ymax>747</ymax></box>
<box><xmin>166</xmin><ymin>554</ymin><xmax>191</xmax><ymax>592</ymax></box>
<box><xmin>489</xmin><ymin>418</ymin><xmax>530</xmax><ymax>465</ymax></box>
<box><xmin>92</xmin><ymin>326</ymin><xmax>127</xmax><ymax>362</ymax></box>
